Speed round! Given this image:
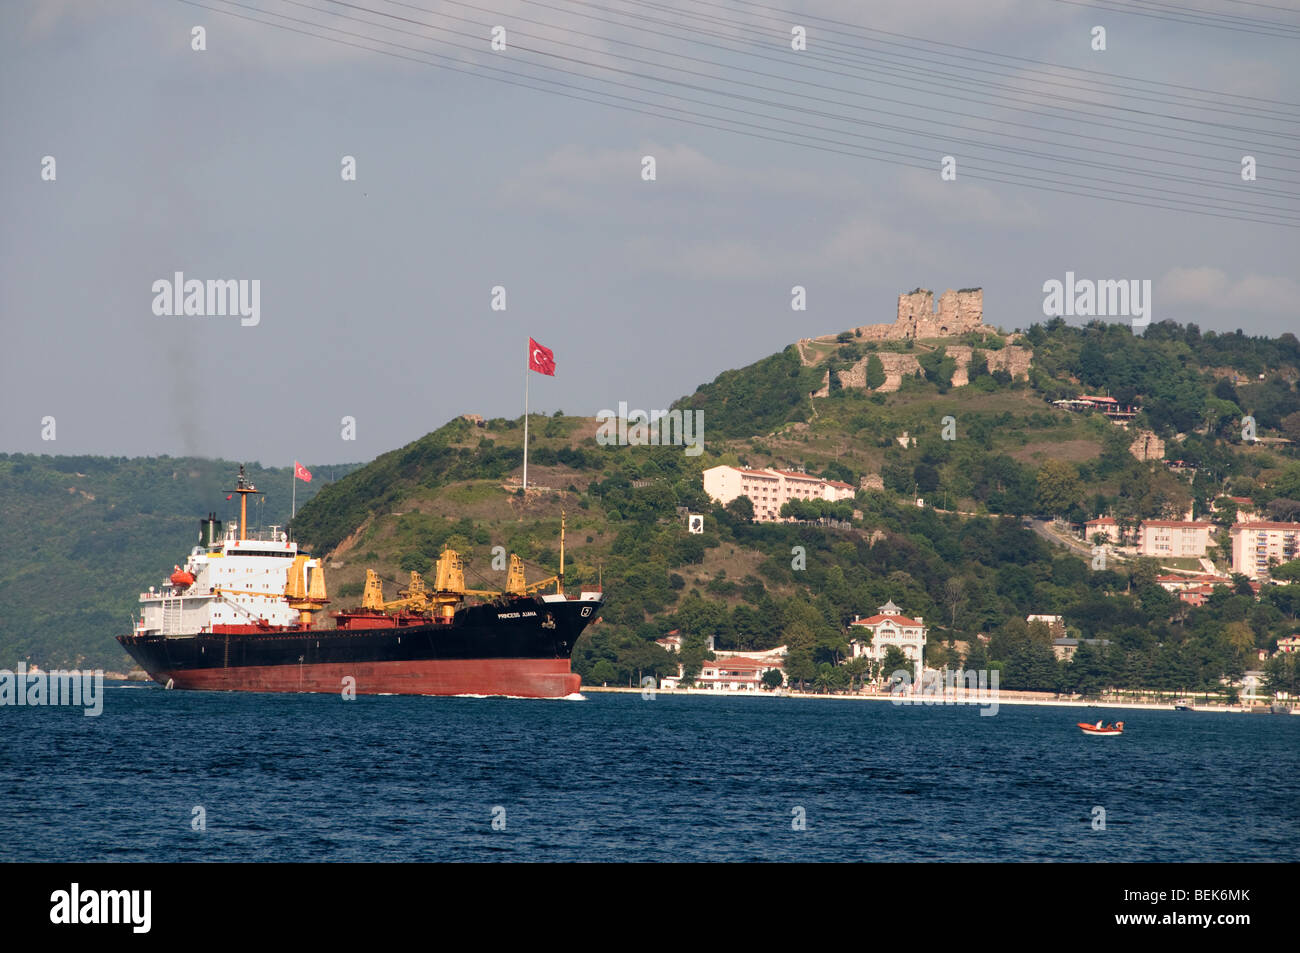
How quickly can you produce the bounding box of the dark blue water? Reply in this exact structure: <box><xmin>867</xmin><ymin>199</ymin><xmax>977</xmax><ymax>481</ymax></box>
<box><xmin>2</xmin><ymin>686</ymin><xmax>1296</xmax><ymax>861</ymax></box>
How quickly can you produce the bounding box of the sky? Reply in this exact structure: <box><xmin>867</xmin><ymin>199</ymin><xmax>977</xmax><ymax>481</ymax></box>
<box><xmin>2</xmin><ymin>0</ymin><xmax>1297</xmax><ymax>466</ymax></box>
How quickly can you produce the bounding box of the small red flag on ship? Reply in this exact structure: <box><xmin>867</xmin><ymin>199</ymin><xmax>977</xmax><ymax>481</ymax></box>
<box><xmin>225</xmin><ymin>494</ymin><xmax>233</xmax><ymax>500</ymax></box>
<box><xmin>528</xmin><ymin>338</ymin><xmax>556</xmax><ymax>376</ymax></box>
<box><xmin>294</xmin><ymin>461</ymin><xmax>312</xmax><ymax>482</ymax></box>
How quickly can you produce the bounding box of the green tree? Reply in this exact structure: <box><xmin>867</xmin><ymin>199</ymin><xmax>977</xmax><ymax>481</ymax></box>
<box><xmin>918</xmin><ymin>347</ymin><xmax>956</xmax><ymax>390</ymax></box>
<box><xmin>761</xmin><ymin>668</ymin><xmax>784</xmax><ymax>690</ymax></box>
<box><xmin>882</xmin><ymin>646</ymin><xmax>911</xmax><ymax>681</ymax></box>
<box><xmin>1270</xmin><ymin>559</ymin><xmax>1300</xmax><ymax>582</ymax></box>
<box><xmin>865</xmin><ymin>354</ymin><xmax>886</xmax><ymax>390</ymax></box>
<box><xmin>844</xmin><ymin>656</ymin><xmax>870</xmax><ymax>691</ymax></box>
<box><xmin>813</xmin><ymin>664</ymin><xmax>835</xmax><ymax>694</ymax></box>
<box><xmin>1035</xmin><ymin>459</ymin><xmax>1083</xmax><ymax>517</ymax></box>
<box><xmin>724</xmin><ymin>495</ymin><xmax>755</xmax><ymax>522</ymax></box>
<box><xmin>678</xmin><ymin>632</ymin><xmax>714</xmax><ymax>684</ymax></box>
<box><xmin>782</xmin><ymin>621</ymin><xmax>817</xmax><ymax>690</ymax></box>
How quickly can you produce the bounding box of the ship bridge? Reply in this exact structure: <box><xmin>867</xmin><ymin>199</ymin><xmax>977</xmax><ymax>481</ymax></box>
<box><xmin>132</xmin><ymin>468</ymin><xmax>324</xmax><ymax>638</ymax></box>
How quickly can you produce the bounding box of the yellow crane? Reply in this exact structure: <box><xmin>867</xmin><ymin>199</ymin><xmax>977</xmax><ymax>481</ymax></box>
<box><xmin>358</xmin><ymin>512</ymin><xmax>568</xmax><ymax>619</ymax></box>
<box><xmin>284</xmin><ymin>554</ymin><xmax>329</xmax><ymax>626</ymax></box>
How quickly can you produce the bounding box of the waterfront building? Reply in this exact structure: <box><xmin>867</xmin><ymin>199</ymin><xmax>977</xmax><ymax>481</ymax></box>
<box><xmin>848</xmin><ymin>599</ymin><xmax>926</xmax><ymax>667</ymax></box>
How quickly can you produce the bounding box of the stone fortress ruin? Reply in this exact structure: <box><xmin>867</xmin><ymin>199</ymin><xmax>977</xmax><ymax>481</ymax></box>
<box><xmin>872</xmin><ymin>287</ymin><xmax>988</xmax><ymax>340</ymax></box>
<box><xmin>799</xmin><ymin>286</ymin><xmax>1034</xmax><ymax>394</ymax></box>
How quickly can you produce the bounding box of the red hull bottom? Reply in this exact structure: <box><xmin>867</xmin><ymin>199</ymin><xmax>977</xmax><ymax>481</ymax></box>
<box><xmin>157</xmin><ymin>658</ymin><xmax>582</xmax><ymax>698</ymax></box>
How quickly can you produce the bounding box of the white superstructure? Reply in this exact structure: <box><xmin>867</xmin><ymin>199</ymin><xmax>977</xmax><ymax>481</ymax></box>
<box><xmin>134</xmin><ymin>526</ymin><xmax>320</xmax><ymax>637</ymax></box>
<box><xmin>132</xmin><ymin>466</ymin><xmax>325</xmax><ymax>637</ymax></box>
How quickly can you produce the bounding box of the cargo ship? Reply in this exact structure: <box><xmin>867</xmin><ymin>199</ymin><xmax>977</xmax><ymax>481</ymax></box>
<box><xmin>117</xmin><ymin>467</ymin><xmax>602</xmax><ymax>698</ymax></box>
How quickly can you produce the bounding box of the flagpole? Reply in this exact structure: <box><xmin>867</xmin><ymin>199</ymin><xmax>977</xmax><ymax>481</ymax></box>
<box><xmin>292</xmin><ymin>465</ymin><xmax>297</xmax><ymax>522</ymax></box>
<box><xmin>523</xmin><ymin>353</ymin><xmax>529</xmax><ymax>492</ymax></box>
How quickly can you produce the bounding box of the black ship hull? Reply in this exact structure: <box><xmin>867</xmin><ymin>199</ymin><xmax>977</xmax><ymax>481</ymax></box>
<box><xmin>117</xmin><ymin>595</ymin><xmax>600</xmax><ymax>697</ymax></box>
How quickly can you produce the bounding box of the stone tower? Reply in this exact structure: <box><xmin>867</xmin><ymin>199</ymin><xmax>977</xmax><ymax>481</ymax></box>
<box><xmin>894</xmin><ymin>288</ymin><xmax>984</xmax><ymax>338</ymax></box>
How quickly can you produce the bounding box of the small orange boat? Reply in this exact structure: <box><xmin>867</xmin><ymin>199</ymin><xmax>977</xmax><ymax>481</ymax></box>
<box><xmin>1078</xmin><ymin>720</ymin><xmax>1124</xmax><ymax>736</ymax></box>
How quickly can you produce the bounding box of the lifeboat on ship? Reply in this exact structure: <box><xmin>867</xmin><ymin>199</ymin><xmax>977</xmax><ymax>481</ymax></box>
<box><xmin>170</xmin><ymin>565</ymin><xmax>195</xmax><ymax>587</ymax></box>
<box><xmin>1078</xmin><ymin>720</ymin><xmax>1124</xmax><ymax>736</ymax></box>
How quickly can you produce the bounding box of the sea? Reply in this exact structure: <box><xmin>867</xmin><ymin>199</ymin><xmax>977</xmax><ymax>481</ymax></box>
<box><xmin>1</xmin><ymin>686</ymin><xmax>1296</xmax><ymax>862</ymax></box>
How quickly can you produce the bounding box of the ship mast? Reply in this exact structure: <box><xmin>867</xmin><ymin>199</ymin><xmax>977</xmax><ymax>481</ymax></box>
<box><xmin>558</xmin><ymin>510</ymin><xmax>565</xmax><ymax>595</ymax></box>
<box><xmin>224</xmin><ymin>465</ymin><xmax>263</xmax><ymax>541</ymax></box>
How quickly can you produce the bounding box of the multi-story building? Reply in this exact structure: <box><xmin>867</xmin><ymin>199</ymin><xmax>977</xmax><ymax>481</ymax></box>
<box><xmin>702</xmin><ymin>465</ymin><xmax>855</xmax><ymax>522</ymax></box>
<box><xmin>1230</xmin><ymin>522</ymin><xmax>1300</xmax><ymax>579</ymax></box>
<box><xmin>1136</xmin><ymin>520</ymin><xmax>1215</xmax><ymax>558</ymax></box>
<box><xmin>847</xmin><ymin>600</ymin><xmax>927</xmax><ymax>668</ymax></box>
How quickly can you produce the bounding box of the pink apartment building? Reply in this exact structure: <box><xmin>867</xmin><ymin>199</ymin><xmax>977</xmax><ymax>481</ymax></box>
<box><xmin>703</xmin><ymin>465</ymin><xmax>855</xmax><ymax>522</ymax></box>
<box><xmin>1230</xmin><ymin>522</ymin><xmax>1300</xmax><ymax>579</ymax></box>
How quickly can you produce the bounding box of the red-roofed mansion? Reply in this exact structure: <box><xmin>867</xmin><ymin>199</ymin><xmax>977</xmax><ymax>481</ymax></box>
<box><xmin>847</xmin><ymin>600</ymin><xmax>927</xmax><ymax>667</ymax></box>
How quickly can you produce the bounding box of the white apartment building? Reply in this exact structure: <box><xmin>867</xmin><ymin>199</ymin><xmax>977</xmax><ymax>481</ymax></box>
<box><xmin>1136</xmin><ymin>520</ymin><xmax>1214</xmax><ymax>558</ymax></box>
<box><xmin>702</xmin><ymin>465</ymin><xmax>855</xmax><ymax>522</ymax></box>
<box><xmin>1230</xmin><ymin>522</ymin><xmax>1300</xmax><ymax>579</ymax></box>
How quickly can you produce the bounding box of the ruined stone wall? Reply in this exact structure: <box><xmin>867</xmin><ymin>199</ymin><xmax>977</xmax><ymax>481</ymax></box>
<box><xmin>946</xmin><ymin>346</ymin><xmax>974</xmax><ymax>387</ymax></box>
<box><xmin>896</xmin><ymin>290</ymin><xmax>935</xmax><ymax>335</ymax></box>
<box><xmin>837</xmin><ymin>359</ymin><xmax>869</xmax><ymax>390</ymax></box>
<box><xmin>814</xmin><ymin>286</ymin><xmax>995</xmax><ymax>346</ymax></box>
<box><xmin>986</xmin><ymin>346</ymin><xmax>1032</xmax><ymax>380</ymax></box>
<box><xmin>838</xmin><ymin>352</ymin><xmax>923</xmax><ymax>392</ymax></box>
<box><xmin>1130</xmin><ymin>429</ymin><xmax>1166</xmax><ymax>462</ymax></box>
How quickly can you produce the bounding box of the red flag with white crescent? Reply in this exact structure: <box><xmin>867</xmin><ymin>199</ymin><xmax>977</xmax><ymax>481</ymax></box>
<box><xmin>294</xmin><ymin>461</ymin><xmax>312</xmax><ymax>482</ymax></box>
<box><xmin>528</xmin><ymin>338</ymin><xmax>556</xmax><ymax>376</ymax></box>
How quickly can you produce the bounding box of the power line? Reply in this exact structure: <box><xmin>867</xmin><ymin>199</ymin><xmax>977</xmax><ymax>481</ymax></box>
<box><xmin>607</xmin><ymin>0</ymin><xmax>1300</xmax><ymax>142</ymax></box>
<box><xmin>296</xmin><ymin>0</ymin><xmax>1298</xmax><ymax>201</ymax></box>
<box><xmin>172</xmin><ymin>0</ymin><xmax>1300</xmax><ymax>226</ymax></box>
<box><xmin>717</xmin><ymin>0</ymin><xmax>1300</xmax><ymax>109</ymax></box>
<box><xmin>427</xmin><ymin>0</ymin><xmax>1300</xmax><ymax>172</ymax></box>
<box><xmin>443</xmin><ymin>0</ymin><xmax>1300</xmax><ymax>120</ymax></box>
<box><xmin>1047</xmin><ymin>0</ymin><xmax>1300</xmax><ymax>37</ymax></box>
<box><xmin>297</xmin><ymin>0</ymin><xmax>1300</xmax><ymax>214</ymax></box>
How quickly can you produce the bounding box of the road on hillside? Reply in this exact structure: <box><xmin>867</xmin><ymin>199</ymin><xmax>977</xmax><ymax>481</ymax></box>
<box><xmin>1023</xmin><ymin>517</ymin><xmax>1094</xmax><ymax>557</ymax></box>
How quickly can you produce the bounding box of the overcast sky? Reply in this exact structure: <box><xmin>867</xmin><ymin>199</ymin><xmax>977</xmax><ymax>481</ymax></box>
<box><xmin>3</xmin><ymin>0</ymin><xmax>1297</xmax><ymax>466</ymax></box>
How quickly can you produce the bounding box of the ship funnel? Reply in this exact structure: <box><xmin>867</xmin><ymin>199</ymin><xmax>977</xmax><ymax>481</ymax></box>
<box><xmin>200</xmin><ymin>513</ymin><xmax>223</xmax><ymax>548</ymax></box>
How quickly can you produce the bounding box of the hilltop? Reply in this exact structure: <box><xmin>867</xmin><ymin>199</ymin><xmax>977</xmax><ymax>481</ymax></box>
<box><xmin>285</xmin><ymin>313</ymin><xmax>1300</xmax><ymax>694</ymax></box>
<box><xmin>3</xmin><ymin>310</ymin><xmax>1299</xmax><ymax>695</ymax></box>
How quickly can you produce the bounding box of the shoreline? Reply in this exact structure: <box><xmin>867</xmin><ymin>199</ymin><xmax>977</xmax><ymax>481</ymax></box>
<box><xmin>581</xmin><ymin>685</ymin><xmax>1295</xmax><ymax>714</ymax></box>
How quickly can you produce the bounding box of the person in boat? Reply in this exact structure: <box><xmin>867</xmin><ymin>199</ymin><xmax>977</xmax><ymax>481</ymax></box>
<box><xmin>1095</xmin><ymin>720</ymin><xmax>1103</xmax><ymax>729</ymax></box>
